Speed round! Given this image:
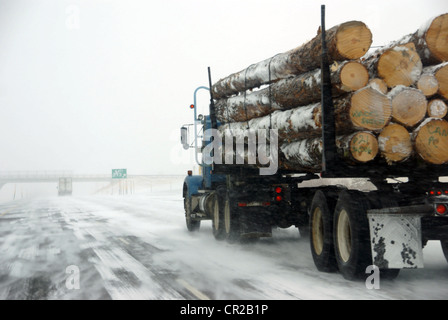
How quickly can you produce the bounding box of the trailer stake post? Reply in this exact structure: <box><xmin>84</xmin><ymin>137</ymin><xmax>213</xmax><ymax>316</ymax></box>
<box><xmin>320</xmin><ymin>5</ymin><xmax>338</xmax><ymax>176</ymax></box>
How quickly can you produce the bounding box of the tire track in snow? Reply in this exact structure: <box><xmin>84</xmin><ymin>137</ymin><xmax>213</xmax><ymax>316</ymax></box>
<box><xmin>60</xmin><ymin>203</ymin><xmax>185</xmax><ymax>300</ymax></box>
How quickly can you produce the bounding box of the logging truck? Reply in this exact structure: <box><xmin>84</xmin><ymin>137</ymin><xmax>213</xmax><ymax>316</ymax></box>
<box><xmin>181</xmin><ymin>7</ymin><xmax>448</xmax><ymax>280</ymax></box>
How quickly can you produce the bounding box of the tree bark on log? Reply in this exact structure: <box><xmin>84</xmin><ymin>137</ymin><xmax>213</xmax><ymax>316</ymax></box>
<box><xmin>211</xmin><ymin>21</ymin><xmax>372</xmax><ymax>99</ymax></box>
<box><xmin>218</xmin><ymin>88</ymin><xmax>391</xmax><ymax>146</ymax></box>
<box><xmin>407</xmin><ymin>13</ymin><xmax>448</xmax><ymax>66</ymax></box>
<box><xmin>280</xmin><ymin>138</ymin><xmax>323</xmax><ymax>171</ymax></box>
<box><xmin>413</xmin><ymin>118</ymin><xmax>448</xmax><ymax>164</ymax></box>
<box><xmin>337</xmin><ymin>131</ymin><xmax>379</xmax><ymax>163</ymax></box>
<box><xmin>420</xmin><ymin>62</ymin><xmax>448</xmax><ymax>100</ymax></box>
<box><xmin>272</xmin><ymin>61</ymin><xmax>369</xmax><ymax>110</ymax></box>
<box><xmin>215</xmin><ymin>61</ymin><xmax>369</xmax><ymax>123</ymax></box>
<box><xmin>435</xmin><ymin>63</ymin><xmax>448</xmax><ymax>100</ymax></box>
<box><xmin>378</xmin><ymin>123</ymin><xmax>413</xmax><ymax>164</ymax></box>
<box><xmin>280</xmin><ymin>131</ymin><xmax>378</xmax><ymax>172</ymax></box>
<box><xmin>218</xmin><ymin>103</ymin><xmax>323</xmax><ymax>143</ymax></box>
<box><xmin>362</xmin><ymin>42</ymin><xmax>423</xmax><ymax>88</ymax></box>
<box><xmin>388</xmin><ymin>86</ymin><xmax>427</xmax><ymax>128</ymax></box>
<box><xmin>368</xmin><ymin>78</ymin><xmax>388</xmax><ymax>94</ymax></box>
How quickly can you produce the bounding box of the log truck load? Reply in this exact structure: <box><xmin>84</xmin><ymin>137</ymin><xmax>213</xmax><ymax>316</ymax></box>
<box><xmin>180</xmin><ymin>6</ymin><xmax>448</xmax><ymax>280</ymax></box>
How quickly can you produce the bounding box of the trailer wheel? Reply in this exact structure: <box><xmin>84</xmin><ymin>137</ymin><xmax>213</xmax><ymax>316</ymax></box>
<box><xmin>309</xmin><ymin>190</ymin><xmax>338</xmax><ymax>272</ymax></box>
<box><xmin>224</xmin><ymin>192</ymin><xmax>242</xmax><ymax>243</ymax></box>
<box><xmin>184</xmin><ymin>196</ymin><xmax>201</xmax><ymax>232</ymax></box>
<box><xmin>212</xmin><ymin>192</ymin><xmax>226</xmax><ymax>240</ymax></box>
<box><xmin>333</xmin><ymin>190</ymin><xmax>373</xmax><ymax>280</ymax></box>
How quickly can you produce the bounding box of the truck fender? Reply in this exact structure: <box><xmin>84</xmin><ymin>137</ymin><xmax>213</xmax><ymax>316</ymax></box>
<box><xmin>183</xmin><ymin>175</ymin><xmax>203</xmax><ymax>198</ymax></box>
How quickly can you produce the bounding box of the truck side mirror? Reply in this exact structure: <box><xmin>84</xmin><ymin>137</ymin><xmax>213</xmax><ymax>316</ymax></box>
<box><xmin>181</xmin><ymin>126</ymin><xmax>189</xmax><ymax>150</ymax></box>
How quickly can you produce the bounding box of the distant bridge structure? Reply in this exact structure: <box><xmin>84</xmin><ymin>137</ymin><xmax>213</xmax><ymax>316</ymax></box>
<box><xmin>0</xmin><ymin>171</ymin><xmax>127</xmax><ymax>191</ymax></box>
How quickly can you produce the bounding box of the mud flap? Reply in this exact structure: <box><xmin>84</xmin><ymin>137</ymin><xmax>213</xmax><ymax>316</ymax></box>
<box><xmin>367</xmin><ymin>213</ymin><xmax>424</xmax><ymax>269</ymax></box>
<box><xmin>240</xmin><ymin>210</ymin><xmax>272</xmax><ymax>239</ymax></box>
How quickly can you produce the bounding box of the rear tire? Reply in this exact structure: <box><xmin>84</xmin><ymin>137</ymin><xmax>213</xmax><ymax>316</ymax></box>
<box><xmin>333</xmin><ymin>191</ymin><xmax>401</xmax><ymax>280</ymax></box>
<box><xmin>333</xmin><ymin>190</ymin><xmax>373</xmax><ymax>280</ymax></box>
<box><xmin>184</xmin><ymin>196</ymin><xmax>200</xmax><ymax>232</ymax></box>
<box><xmin>212</xmin><ymin>192</ymin><xmax>226</xmax><ymax>240</ymax></box>
<box><xmin>309</xmin><ymin>190</ymin><xmax>338</xmax><ymax>272</ymax></box>
<box><xmin>224</xmin><ymin>192</ymin><xmax>242</xmax><ymax>243</ymax></box>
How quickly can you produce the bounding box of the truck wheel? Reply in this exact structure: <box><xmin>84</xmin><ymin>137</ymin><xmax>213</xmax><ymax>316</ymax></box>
<box><xmin>333</xmin><ymin>190</ymin><xmax>373</xmax><ymax>280</ymax></box>
<box><xmin>224</xmin><ymin>193</ymin><xmax>242</xmax><ymax>243</ymax></box>
<box><xmin>441</xmin><ymin>241</ymin><xmax>448</xmax><ymax>264</ymax></box>
<box><xmin>309</xmin><ymin>190</ymin><xmax>338</xmax><ymax>272</ymax></box>
<box><xmin>212</xmin><ymin>193</ymin><xmax>226</xmax><ymax>240</ymax></box>
<box><xmin>184</xmin><ymin>196</ymin><xmax>200</xmax><ymax>232</ymax></box>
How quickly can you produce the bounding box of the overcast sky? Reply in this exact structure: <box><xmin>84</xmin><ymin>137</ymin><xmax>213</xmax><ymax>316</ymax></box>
<box><xmin>0</xmin><ymin>0</ymin><xmax>447</xmax><ymax>176</ymax></box>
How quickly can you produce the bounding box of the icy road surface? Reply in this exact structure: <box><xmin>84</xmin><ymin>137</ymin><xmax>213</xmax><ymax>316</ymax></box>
<box><xmin>1</xmin><ymin>177</ymin><xmax>448</xmax><ymax>300</ymax></box>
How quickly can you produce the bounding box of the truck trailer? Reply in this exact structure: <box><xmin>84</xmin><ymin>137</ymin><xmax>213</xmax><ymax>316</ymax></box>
<box><xmin>180</xmin><ymin>7</ymin><xmax>448</xmax><ymax>280</ymax></box>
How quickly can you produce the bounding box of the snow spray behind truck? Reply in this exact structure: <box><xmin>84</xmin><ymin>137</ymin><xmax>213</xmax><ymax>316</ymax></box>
<box><xmin>180</xmin><ymin>6</ymin><xmax>448</xmax><ymax>280</ymax></box>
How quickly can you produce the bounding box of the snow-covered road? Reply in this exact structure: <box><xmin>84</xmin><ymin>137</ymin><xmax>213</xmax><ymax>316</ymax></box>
<box><xmin>1</xmin><ymin>176</ymin><xmax>448</xmax><ymax>300</ymax></box>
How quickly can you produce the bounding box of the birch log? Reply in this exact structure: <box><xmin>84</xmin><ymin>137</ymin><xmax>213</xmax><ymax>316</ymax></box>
<box><xmin>215</xmin><ymin>61</ymin><xmax>369</xmax><ymax>123</ymax></box>
<box><xmin>388</xmin><ymin>86</ymin><xmax>427</xmax><ymax>128</ymax></box>
<box><xmin>378</xmin><ymin>123</ymin><xmax>413</xmax><ymax>164</ymax></box>
<box><xmin>337</xmin><ymin>131</ymin><xmax>379</xmax><ymax>163</ymax></box>
<box><xmin>218</xmin><ymin>87</ymin><xmax>392</xmax><ymax>145</ymax></box>
<box><xmin>211</xmin><ymin>21</ymin><xmax>372</xmax><ymax>99</ymax></box>
<box><xmin>272</xmin><ymin>61</ymin><xmax>369</xmax><ymax>110</ymax></box>
<box><xmin>407</xmin><ymin>13</ymin><xmax>448</xmax><ymax>66</ymax></box>
<box><xmin>218</xmin><ymin>103</ymin><xmax>322</xmax><ymax>143</ymax></box>
<box><xmin>417</xmin><ymin>74</ymin><xmax>439</xmax><ymax>97</ymax></box>
<box><xmin>427</xmin><ymin>99</ymin><xmax>448</xmax><ymax>118</ymax></box>
<box><xmin>280</xmin><ymin>131</ymin><xmax>378</xmax><ymax>172</ymax></box>
<box><xmin>435</xmin><ymin>63</ymin><xmax>448</xmax><ymax>100</ymax></box>
<box><xmin>368</xmin><ymin>78</ymin><xmax>388</xmax><ymax>94</ymax></box>
<box><xmin>414</xmin><ymin>118</ymin><xmax>448</xmax><ymax>164</ymax></box>
<box><xmin>363</xmin><ymin>42</ymin><xmax>423</xmax><ymax>88</ymax></box>
<box><xmin>349</xmin><ymin>86</ymin><xmax>392</xmax><ymax>131</ymax></box>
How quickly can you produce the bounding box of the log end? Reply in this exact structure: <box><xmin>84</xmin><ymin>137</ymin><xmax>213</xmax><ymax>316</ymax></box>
<box><xmin>435</xmin><ymin>64</ymin><xmax>448</xmax><ymax>100</ymax></box>
<box><xmin>427</xmin><ymin>99</ymin><xmax>448</xmax><ymax>118</ymax></box>
<box><xmin>377</xmin><ymin>43</ymin><xmax>423</xmax><ymax>88</ymax></box>
<box><xmin>350</xmin><ymin>87</ymin><xmax>392</xmax><ymax>131</ymax></box>
<box><xmin>425</xmin><ymin>13</ymin><xmax>448</xmax><ymax>63</ymax></box>
<box><xmin>390</xmin><ymin>86</ymin><xmax>427</xmax><ymax>127</ymax></box>
<box><xmin>417</xmin><ymin>74</ymin><xmax>439</xmax><ymax>97</ymax></box>
<box><xmin>340</xmin><ymin>61</ymin><xmax>370</xmax><ymax>91</ymax></box>
<box><xmin>335</xmin><ymin>21</ymin><xmax>373</xmax><ymax>60</ymax></box>
<box><xmin>348</xmin><ymin>131</ymin><xmax>379</xmax><ymax>163</ymax></box>
<box><xmin>415</xmin><ymin>118</ymin><xmax>448</xmax><ymax>164</ymax></box>
<box><xmin>379</xmin><ymin>123</ymin><xmax>413</xmax><ymax>163</ymax></box>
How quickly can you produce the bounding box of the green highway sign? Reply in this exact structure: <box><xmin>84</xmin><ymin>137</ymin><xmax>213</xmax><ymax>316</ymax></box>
<box><xmin>112</xmin><ymin>169</ymin><xmax>127</xmax><ymax>179</ymax></box>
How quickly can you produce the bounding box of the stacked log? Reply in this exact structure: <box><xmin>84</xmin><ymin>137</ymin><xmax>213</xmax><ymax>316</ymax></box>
<box><xmin>378</xmin><ymin>123</ymin><xmax>413</xmax><ymax>164</ymax></box>
<box><xmin>407</xmin><ymin>13</ymin><xmax>448</xmax><ymax>66</ymax></box>
<box><xmin>363</xmin><ymin>42</ymin><xmax>423</xmax><ymax>88</ymax></box>
<box><xmin>215</xmin><ymin>61</ymin><xmax>369</xmax><ymax>123</ymax></box>
<box><xmin>211</xmin><ymin>21</ymin><xmax>373</xmax><ymax>100</ymax></box>
<box><xmin>211</xmin><ymin>13</ymin><xmax>448</xmax><ymax>173</ymax></box>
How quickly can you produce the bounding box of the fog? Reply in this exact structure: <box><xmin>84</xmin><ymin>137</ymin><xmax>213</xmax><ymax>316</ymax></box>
<box><xmin>0</xmin><ymin>0</ymin><xmax>447</xmax><ymax>177</ymax></box>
